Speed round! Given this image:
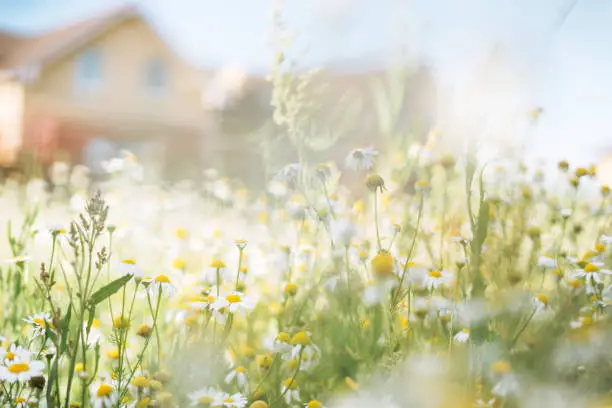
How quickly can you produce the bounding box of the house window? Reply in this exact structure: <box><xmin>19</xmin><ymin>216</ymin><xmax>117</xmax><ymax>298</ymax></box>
<box><xmin>75</xmin><ymin>48</ymin><xmax>102</xmax><ymax>92</ymax></box>
<box><xmin>144</xmin><ymin>58</ymin><xmax>168</xmax><ymax>94</ymax></box>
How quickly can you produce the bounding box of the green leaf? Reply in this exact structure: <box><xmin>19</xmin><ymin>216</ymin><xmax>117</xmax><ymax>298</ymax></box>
<box><xmin>474</xmin><ymin>199</ymin><xmax>490</xmax><ymax>253</ymax></box>
<box><xmin>89</xmin><ymin>274</ymin><xmax>133</xmax><ymax>306</ymax></box>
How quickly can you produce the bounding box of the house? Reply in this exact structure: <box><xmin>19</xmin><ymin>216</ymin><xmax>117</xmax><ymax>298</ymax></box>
<box><xmin>0</xmin><ymin>5</ymin><xmax>436</xmax><ymax>186</ymax></box>
<box><xmin>0</xmin><ymin>5</ymin><xmax>215</xmax><ymax>180</ymax></box>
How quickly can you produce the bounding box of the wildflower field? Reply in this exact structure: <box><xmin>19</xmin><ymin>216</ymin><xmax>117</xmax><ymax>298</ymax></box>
<box><xmin>2</xmin><ymin>144</ymin><xmax>612</xmax><ymax>408</ymax></box>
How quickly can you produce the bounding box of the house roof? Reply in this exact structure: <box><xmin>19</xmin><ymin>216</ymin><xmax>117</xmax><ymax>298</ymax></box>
<box><xmin>0</xmin><ymin>5</ymin><xmax>141</xmax><ymax>72</ymax></box>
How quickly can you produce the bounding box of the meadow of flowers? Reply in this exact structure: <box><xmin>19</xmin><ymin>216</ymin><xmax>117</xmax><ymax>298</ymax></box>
<box><xmin>1</xmin><ymin>142</ymin><xmax>612</xmax><ymax>408</ymax></box>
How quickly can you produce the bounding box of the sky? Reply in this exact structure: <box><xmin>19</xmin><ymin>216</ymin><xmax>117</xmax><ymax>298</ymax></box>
<box><xmin>1</xmin><ymin>0</ymin><xmax>612</xmax><ymax>167</ymax></box>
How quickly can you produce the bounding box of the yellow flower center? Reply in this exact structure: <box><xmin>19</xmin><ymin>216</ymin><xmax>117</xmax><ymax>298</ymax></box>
<box><xmin>96</xmin><ymin>383</ymin><xmax>113</xmax><ymax>397</ymax></box>
<box><xmin>33</xmin><ymin>318</ymin><xmax>46</xmax><ymax>328</ymax></box>
<box><xmin>132</xmin><ymin>376</ymin><xmax>149</xmax><ymax>388</ymax></box>
<box><xmin>569</xmin><ymin>279</ymin><xmax>583</xmax><ymax>288</ymax></box>
<box><xmin>428</xmin><ymin>271</ymin><xmax>442</xmax><ymax>278</ymax></box>
<box><xmin>276</xmin><ymin>332</ymin><xmax>291</xmax><ymax>343</ymax></box>
<box><xmin>184</xmin><ymin>315</ymin><xmax>198</xmax><ymax>327</ymax></box>
<box><xmin>307</xmin><ymin>401</ymin><xmax>323</xmax><ymax>408</ymax></box>
<box><xmin>292</xmin><ymin>331</ymin><xmax>310</xmax><ymax>346</ymax></box>
<box><xmin>226</xmin><ymin>294</ymin><xmax>242</xmax><ymax>303</ymax></box>
<box><xmin>6</xmin><ymin>351</ymin><xmax>15</xmax><ymax>360</ymax></box>
<box><xmin>282</xmin><ymin>378</ymin><xmax>298</xmax><ymax>390</ymax></box>
<box><xmin>107</xmin><ymin>349</ymin><xmax>119</xmax><ymax>359</ymax></box>
<box><xmin>75</xmin><ymin>363</ymin><xmax>85</xmax><ymax>373</ymax></box>
<box><xmin>172</xmin><ymin>258</ymin><xmax>186</xmax><ymax>270</ymax></box>
<box><xmin>596</xmin><ymin>243</ymin><xmax>606</xmax><ymax>253</ymax></box>
<box><xmin>235</xmin><ymin>366</ymin><xmax>246</xmax><ymax>373</ymax></box>
<box><xmin>15</xmin><ymin>397</ymin><xmax>26</xmax><ymax>403</ymax></box>
<box><xmin>210</xmin><ymin>260</ymin><xmax>226</xmax><ymax>269</ymax></box>
<box><xmin>198</xmin><ymin>396</ymin><xmax>214</xmax><ymax>404</ymax></box>
<box><xmin>491</xmin><ymin>360</ymin><xmax>511</xmax><ymax>374</ymax></box>
<box><xmin>584</xmin><ymin>263</ymin><xmax>600</xmax><ymax>273</ymax></box>
<box><xmin>371</xmin><ymin>251</ymin><xmax>394</xmax><ymax>278</ymax></box>
<box><xmin>154</xmin><ymin>274</ymin><xmax>171</xmax><ymax>283</ymax></box>
<box><xmin>284</xmin><ymin>283</ymin><xmax>298</xmax><ymax>296</ymax></box>
<box><xmin>8</xmin><ymin>363</ymin><xmax>29</xmax><ymax>373</ymax></box>
<box><xmin>175</xmin><ymin>228</ymin><xmax>187</xmax><ymax>240</ymax></box>
<box><xmin>137</xmin><ymin>397</ymin><xmax>151</xmax><ymax>407</ymax></box>
<box><xmin>535</xmin><ymin>293</ymin><xmax>549</xmax><ymax>306</ymax></box>
<box><xmin>461</xmin><ymin>328</ymin><xmax>470</xmax><ymax>334</ymax></box>
<box><xmin>122</xmin><ymin>259</ymin><xmax>136</xmax><ymax>265</ymax></box>
<box><xmin>92</xmin><ymin>319</ymin><xmax>101</xmax><ymax>328</ymax></box>
<box><xmin>224</xmin><ymin>397</ymin><xmax>235</xmax><ymax>403</ymax></box>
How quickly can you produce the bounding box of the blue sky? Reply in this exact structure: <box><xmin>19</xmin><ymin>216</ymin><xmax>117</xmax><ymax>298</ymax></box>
<box><xmin>1</xmin><ymin>0</ymin><xmax>612</xmax><ymax>165</ymax></box>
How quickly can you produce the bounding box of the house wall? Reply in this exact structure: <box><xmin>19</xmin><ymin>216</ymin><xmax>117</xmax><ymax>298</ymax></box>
<box><xmin>23</xmin><ymin>16</ymin><xmax>204</xmax><ymax>129</ymax></box>
<box><xmin>0</xmin><ymin>79</ymin><xmax>24</xmax><ymax>165</ymax></box>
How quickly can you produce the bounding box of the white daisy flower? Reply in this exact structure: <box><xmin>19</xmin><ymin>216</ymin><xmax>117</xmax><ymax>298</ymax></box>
<box><xmin>425</xmin><ymin>270</ymin><xmax>453</xmax><ymax>290</ymax></box>
<box><xmin>0</xmin><ymin>343</ymin><xmax>31</xmax><ymax>365</ymax></box>
<box><xmin>345</xmin><ymin>147</ymin><xmax>378</xmax><ymax>171</ymax></box>
<box><xmin>23</xmin><ymin>312</ymin><xmax>55</xmax><ymax>337</ymax></box>
<box><xmin>146</xmin><ymin>274</ymin><xmax>177</xmax><ymax>297</ymax></box>
<box><xmin>214</xmin><ymin>392</ymin><xmax>248</xmax><ymax>408</ymax></box>
<box><xmin>533</xmin><ymin>294</ymin><xmax>550</xmax><ymax>310</ymax></box>
<box><xmin>272</xmin><ymin>332</ymin><xmax>294</xmax><ymax>354</ymax></box>
<box><xmin>281</xmin><ymin>378</ymin><xmax>301</xmax><ymax>404</ymax></box>
<box><xmin>0</xmin><ymin>358</ymin><xmax>45</xmax><ymax>383</ymax></box>
<box><xmin>90</xmin><ymin>382</ymin><xmax>117</xmax><ymax>408</ymax></box>
<box><xmin>212</xmin><ymin>292</ymin><xmax>255</xmax><ymax>315</ymax></box>
<box><xmin>453</xmin><ymin>328</ymin><xmax>470</xmax><ymax>343</ymax></box>
<box><xmin>15</xmin><ymin>396</ymin><xmax>38</xmax><ymax>407</ymax></box>
<box><xmin>224</xmin><ymin>365</ymin><xmax>248</xmax><ymax>390</ymax></box>
<box><xmin>116</xmin><ymin>259</ymin><xmax>144</xmax><ymax>278</ymax></box>
<box><xmin>538</xmin><ymin>255</ymin><xmax>557</xmax><ymax>269</ymax></box>
<box><xmin>188</xmin><ymin>387</ymin><xmax>223</xmax><ymax>406</ymax></box>
<box><xmin>574</xmin><ymin>263</ymin><xmax>612</xmax><ymax>293</ymax></box>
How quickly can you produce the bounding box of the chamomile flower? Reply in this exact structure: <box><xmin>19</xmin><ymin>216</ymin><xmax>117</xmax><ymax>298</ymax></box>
<box><xmin>90</xmin><ymin>381</ymin><xmax>117</xmax><ymax>408</ymax></box>
<box><xmin>533</xmin><ymin>293</ymin><xmax>550</xmax><ymax>310</ymax></box>
<box><xmin>453</xmin><ymin>329</ymin><xmax>470</xmax><ymax>343</ymax></box>
<box><xmin>146</xmin><ymin>274</ymin><xmax>177</xmax><ymax>297</ymax></box>
<box><xmin>116</xmin><ymin>259</ymin><xmax>144</xmax><ymax>278</ymax></box>
<box><xmin>224</xmin><ymin>365</ymin><xmax>248</xmax><ymax>389</ymax></box>
<box><xmin>272</xmin><ymin>332</ymin><xmax>293</xmax><ymax>354</ymax></box>
<box><xmin>23</xmin><ymin>312</ymin><xmax>55</xmax><ymax>337</ymax></box>
<box><xmin>425</xmin><ymin>270</ymin><xmax>453</xmax><ymax>290</ymax></box>
<box><xmin>574</xmin><ymin>263</ymin><xmax>612</xmax><ymax>293</ymax></box>
<box><xmin>0</xmin><ymin>343</ymin><xmax>30</xmax><ymax>365</ymax></box>
<box><xmin>214</xmin><ymin>392</ymin><xmax>248</xmax><ymax>408</ymax></box>
<box><xmin>290</xmin><ymin>332</ymin><xmax>321</xmax><ymax>368</ymax></box>
<box><xmin>0</xmin><ymin>357</ymin><xmax>45</xmax><ymax>383</ymax></box>
<box><xmin>188</xmin><ymin>387</ymin><xmax>222</xmax><ymax>406</ymax></box>
<box><xmin>538</xmin><ymin>254</ymin><xmax>557</xmax><ymax>269</ymax></box>
<box><xmin>14</xmin><ymin>396</ymin><xmax>38</xmax><ymax>407</ymax></box>
<box><xmin>212</xmin><ymin>292</ymin><xmax>254</xmax><ymax>315</ymax></box>
<box><xmin>281</xmin><ymin>378</ymin><xmax>301</xmax><ymax>404</ymax></box>
<box><xmin>345</xmin><ymin>147</ymin><xmax>378</xmax><ymax>171</ymax></box>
